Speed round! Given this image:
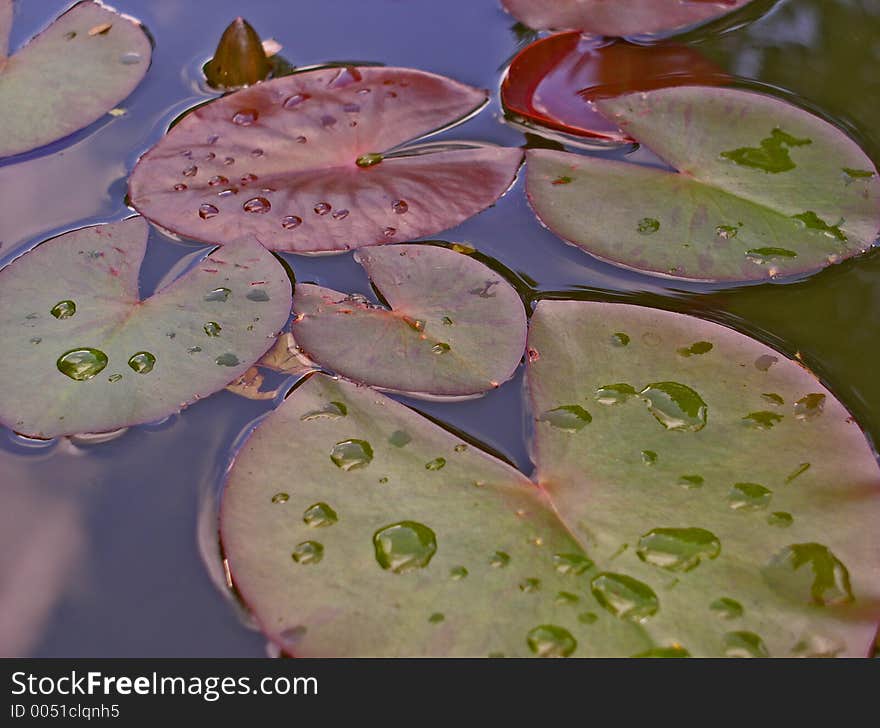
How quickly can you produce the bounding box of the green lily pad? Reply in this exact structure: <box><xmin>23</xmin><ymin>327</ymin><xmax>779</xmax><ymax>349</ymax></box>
<box><xmin>526</xmin><ymin>300</ymin><xmax>880</xmax><ymax>656</ymax></box>
<box><xmin>221</xmin><ymin>373</ymin><xmax>652</xmax><ymax>657</ymax></box>
<box><xmin>292</xmin><ymin>244</ymin><xmax>527</xmax><ymax>397</ymax></box>
<box><xmin>0</xmin><ymin>217</ymin><xmax>292</xmax><ymax>438</ymax></box>
<box><xmin>0</xmin><ymin>0</ymin><xmax>152</xmax><ymax>158</ymax></box>
<box><xmin>526</xmin><ymin>87</ymin><xmax>880</xmax><ymax>281</ymax></box>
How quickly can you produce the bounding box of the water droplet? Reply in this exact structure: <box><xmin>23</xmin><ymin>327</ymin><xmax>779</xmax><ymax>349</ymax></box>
<box><xmin>392</xmin><ymin>199</ymin><xmax>409</xmax><ymax>214</ymax></box>
<box><xmin>291</xmin><ymin>541</ymin><xmax>324</xmax><ymax>564</ymax></box>
<box><xmin>790</xmin><ymin>633</ymin><xmax>844</xmax><ymax>658</ymax></box>
<box><xmin>330</xmin><ymin>439</ymin><xmax>373</xmax><ymax>470</ymax></box>
<box><xmin>127</xmin><ymin>351</ymin><xmax>156</xmax><ymax>374</ymax></box>
<box><xmin>794</xmin><ymin>393</ymin><xmax>825</xmax><ymax>420</ymax></box>
<box><xmin>590</xmin><ymin>572</ymin><xmax>659</xmax><ymax>622</ymax></box>
<box><xmin>425</xmin><ymin>457</ymin><xmax>446</xmax><ymax>471</ymax></box>
<box><xmin>431</xmin><ymin>342</ymin><xmax>450</xmax><ymax>354</ymax></box>
<box><xmin>637</xmin><ymin>217</ymin><xmax>660</xmax><ymax>234</ymax></box>
<box><xmin>728</xmin><ymin>482</ymin><xmax>772</xmax><ymax>511</ymax></box>
<box><xmin>762</xmin><ymin>392</ymin><xmax>784</xmax><ymax>406</ymax></box>
<box><xmin>199</xmin><ymin>204</ymin><xmax>219</xmax><ymax>219</ymax></box>
<box><xmin>57</xmin><ymin>348</ymin><xmax>108</xmax><ymax>381</ymax></box>
<box><xmin>251</xmin><ymin>148</ymin><xmax>264</xmax><ymax>158</ymax></box>
<box><xmin>767</xmin><ymin>511</ymin><xmax>794</xmax><ymax>528</ymax></box>
<box><xmin>206</xmin><ymin>175</ymin><xmax>228</xmax><ymax>187</ymax></box>
<box><xmin>595</xmin><ymin>383</ymin><xmax>636</xmax><ymax>405</ymax></box>
<box><xmin>378</xmin><ymin>477</ymin><xmax>389</xmax><ymax>484</ymax></box>
<box><xmin>50</xmin><ymin>300</ymin><xmax>76</xmax><ymax>319</ymax></box>
<box><xmin>450</xmin><ymin>566</ymin><xmax>468</xmax><ymax>580</ymax></box>
<box><xmin>173</xmin><ymin>183</ymin><xmax>187</xmax><ymax>191</ymax></box>
<box><xmin>388</xmin><ymin>430</ymin><xmax>411</xmax><ymax>447</ymax></box>
<box><xmin>555</xmin><ymin>591</ymin><xmax>580</xmax><ymax>606</ymax></box>
<box><xmin>303</xmin><ymin>502</ymin><xmax>338</xmax><ymax>527</ymax></box>
<box><xmin>428</xmin><ymin>612</ymin><xmax>445</xmax><ymax>624</ymax></box>
<box><xmin>383</xmin><ymin>227</ymin><xmax>397</xmax><ymax>237</ymax></box>
<box><xmin>320</xmin><ymin>114</ymin><xmax>337</xmax><ymax>128</ymax></box>
<box><xmin>356</xmin><ymin>153</ymin><xmax>383</xmax><ymax>168</ymax></box>
<box><xmin>742</xmin><ymin>411</ymin><xmax>783</xmax><ymax>429</ymax></box>
<box><xmin>239</xmin><ymin>173</ymin><xmax>258</xmax><ymax>185</ymax></box>
<box><xmin>281</xmin><ymin>215</ymin><xmax>303</xmax><ymax>230</ymax></box>
<box><xmin>746</xmin><ymin>247</ymin><xmax>798</xmax><ymax>264</ymax></box>
<box><xmin>215</xmin><ymin>353</ymin><xmax>240</xmax><ymax>367</ymax></box>
<box><xmin>232</xmin><ymin>108</ymin><xmax>259</xmax><ymax>125</ymax></box>
<box><xmin>633</xmin><ymin>646</ymin><xmax>691</xmax><ymax>658</ymax></box>
<box><xmin>243</xmin><ymin>196</ymin><xmax>271</xmax><ymax>214</ymax></box>
<box><xmin>204</xmin><ymin>321</ymin><xmax>222</xmax><ymax>337</ymax></box>
<box><xmin>754</xmin><ymin>355</ymin><xmax>778</xmax><ymax>371</ymax></box>
<box><xmin>526</xmin><ymin>625</ymin><xmax>576</xmax><ymax>658</ymax></box>
<box><xmin>577</xmin><ymin>612</ymin><xmax>598</xmax><ymax>625</ymax></box>
<box><xmin>641</xmin><ymin>450</ymin><xmax>658</xmax><ymax>466</ymax></box>
<box><xmin>223</xmin><ymin>156</ymin><xmax>235</xmax><ymax>165</ymax></box>
<box><xmin>553</xmin><ymin>553</ymin><xmax>593</xmax><ymax>575</ymax></box>
<box><xmin>373</xmin><ymin>521</ymin><xmax>437</xmax><ymax>573</ymax></box>
<box><xmin>639</xmin><ymin>382</ymin><xmax>707</xmax><ymax>432</ymax></box>
<box><xmin>710</xmin><ymin>597</ymin><xmax>743</xmax><ymax>620</ymax></box>
<box><xmin>301</xmin><ymin>401</ymin><xmax>347</xmax><ymax>421</ymax></box>
<box><xmin>678</xmin><ymin>474</ymin><xmax>704</xmax><ymax>489</ymax></box>
<box><xmin>539</xmin><ymin>405</ymin><xmax>592</xmax><ymax>432</ymax></box>
<box><xmin>611</xmin><ymin>332</ymin><xmax>630</xmax><ymax>347</ymax></box>
<box><xmin>489</xmin><ymin>551</ymin><xmax>510</xmax><ymax>568</ymax></box>
<box><xmin>271</xmin><ymin>492</ymin><xmax>289</xmax><ymax>504</ymax></box>
<box><xmin>677</xmin><ymin>341</ymin><xmax>713</xmax><ymax>357</ymax></box>
<box><xmin>119</xmin><ymin>50</ymin><xmax>142</xmax><ymax>64</ymax></box>
<box><xmin>314</xmin><ymin>202</ymin><xmax>332</xmax><ymax>216</ymax></box>
<box><xmin>636</xmin><ymin>527</ymin><xmax>721</xmax><ymax>572</ymax></box>
<box><xmin>30</xmin><ymin>337</ymin><xmax>41</xmax><ymax>344</ymax></box>
<box><xmin>205</xmin><ymin>287</ymin><xmax>231</xmax><ymax>302</ymax></box>
<box><xmin>723</xmin><ymin>631</ymin><xmax>768</xmax><ymax>658</ymax></box>
<box><xmin>246</xmin><ymin>288</ymin><xmax>270</xmax><ymax>302</ymax></box>
<box><xmin>721</xmin><ymin>128</ymin><xmax>811</xmax><ymax>173</ymax></box>
<box><xmin>519</xmin><ymin>578</ymin><xmax>541</xmax><ymax>593</ymax></box>
<box><xmin>763</xmin><ymin>543</ymin><xmax>854</xmax><ymax>605</ymax></box>
<box><xmin>183</xmin><ymin>165</ymin><xmax>198</xmax><ymax>177</ymax></box>
<box><xmin>715</xmin><ymin>224</ymin><xmax>739</xmax><ymax>239</ymax></box>
<box><xmin>107</xmin><ymin>373</ymin><xmax>122</xmax><ymax>383</ymax></box>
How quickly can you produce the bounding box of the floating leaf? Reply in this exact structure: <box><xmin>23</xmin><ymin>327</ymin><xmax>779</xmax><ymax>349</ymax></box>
<box><xmin>527</xmin><ymin>300</ymin><xmax>880</xmax><ymax>656</ymax></box>
<box><xmin>129</xmin><ymin>66</ymin><xmax>522</xmax><ymax>253</ymax></box>
<box><xmin>526</xmin><ymin>87</ymin><xmax>880</xmax><ymax>281</ymax></box>
<box><xmin>0</xmin><ymin>218</ymin><xmax>291</xmax><ymax>437</ymax></box>
<box><xmin>220</xmin><ymin>373</ymin><xmax>651</xmax><ymax>657</ymax></box>
<box><xmin>0</xmin><ymin>1</ymin><xmax>152</xmax><ymax>158</ymax></box>
<box><xmin>292</xmin><ymin>244</ymin><xmax>527</xmax><ymax>397</ymax></box>
<box><xmin>500</xmin><ymin>0</ymin><xmax>754</xmax><ymax>38</ymax></box>
<box><xmin>501</xmin><ymin>32</ymin><xmax>726</xmax><ymax>144</ymax></box>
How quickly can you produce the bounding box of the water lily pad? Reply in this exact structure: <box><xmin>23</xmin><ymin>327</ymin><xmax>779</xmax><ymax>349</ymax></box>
<box><xmin>129</xmin><ymin>66</ymin><xmax>523</xmax><ymax>253</ymax></box>
<box><xmin>221</xmin><ymin>373</ymin><xmax>652</xmax><ymax>657</ymax></box>
<box><xmin>501</xmin><ymin>32</ymin><xmax>726</xmax><ymax>144</ymax></box>
<box><xmin>527</xmin><ymin>300</ymin><xmax>880</xmax><ymax>656</ymax></box>
<box><xmin>0</xmin><ymin>218</ymin><xmax>292</xmax><ymax>438</ymax></box>
<box><xmin>292</xmin><ymin>244</ymin><xmax>527</xmax><ymax>397</ymax></box>
<box><xmin>0</xmin><ymin>0</ymin><xmax>152</xmax><ymax>158</ymax></box>
<box><xmin>500</xmin><ymin>0</ymin><xmax>753</xmax><ymax>37</ymax></box>
<box><xmin>526</xmin><ymin>87</ymin><xmax>880</xmax><ymax>281</ymax></box>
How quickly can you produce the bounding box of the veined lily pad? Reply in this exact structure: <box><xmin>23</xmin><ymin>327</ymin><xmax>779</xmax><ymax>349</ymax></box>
<box><xmin>220</xmin><ymin>373</ymin><xmax>652</xmax><ymax>657</ymax></box>
<box><xmin>0</xmin><ymin>0</ymin><xmax>152</xmax><ymax>158</ymax></box>
<box><xmin>501</xmin><ymin>32</ymin><xmax>726</xmax><ymax>144</ymax></box>
<box><xmin>292</xmin><ymin>244</ymin><xmax>527</xmax><ymax>397</ymax></box>
<box><xmin>527</xmin><ymin>300</ymin><xmax>880</xmax><ymax>656</ymax></box>
<box><xmin>0</xmin><ymin>218</ymin><xmax>291</xmax><ymax>438</ymax></box>
<box><xmin>129</xmin><ymin>66</ymin><xmax>523</xmax><ymax>253</ymax></box>
<box><xmin>526</xmin><ymin>87</ymin><xmax>880</xmax><ymax>281</ymax></box>
<box><xmin>500</xmin><ymin>0</ymin><xmax>754</xmax><ymax>38</ymax></box>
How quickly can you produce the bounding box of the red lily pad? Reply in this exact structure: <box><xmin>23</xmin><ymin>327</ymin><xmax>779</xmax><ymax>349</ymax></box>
<box><xmin>129</xmin><ymin>66</ymin><xmax>523</xmax><ymax>253</ymax></box>
<box><xmin>292</xmin><ymin>244</ymin><xmax>527</xmax><ymax>397</ymax></box>
<box><xmin>0</xmin><ymin>218</ymin><xmax>292</xmax><ymax>438</ymax></box>
<box><xmin>0</xmin><ymin>0</ymin><xmax>152</xmax><ymax>158</ymax></box>
<box><xmin>502</xmin><ymin>32</ymin><xmax>727</xmax><ymax>144</ymax></box>
<box><xmin>500</xmin><ymin>0</ymin><xmax>754</xmax><ymax>38</ymax></box>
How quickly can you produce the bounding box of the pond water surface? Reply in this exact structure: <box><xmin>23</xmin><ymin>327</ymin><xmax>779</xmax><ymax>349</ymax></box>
<box><xmin>1</xmin><ymin>0</ymin><xmax>878</xmax><ymax>656</ymax></box>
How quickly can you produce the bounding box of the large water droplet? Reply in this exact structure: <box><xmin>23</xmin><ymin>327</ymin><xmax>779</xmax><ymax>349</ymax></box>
<box><xmin>301</xmin><ymin>401</ymin><xmax>347</xmax><ymax>421</ymax></box>
<box><xmin>677</xmin><ymin>341</ymin><xmax>713</xmax><ymax>357</ymax></box>
<box><xmin>590</xmin><ymin>572</ymin><xmax>659</xmax><ymax>622</ymax></box>
<box><xmin>303</xmin><ymin>502</ymin><xmax>338</xmax><ymax>528</ymax></box>
<box><xmin>636</xmin><ymin>527</ymin><xmax>721</xmax><ymax>572</ymax></box>
<box><xmin>388</xmin><ymin>430</ymin><xmax>411</xmax><ymax>447</ymax></box>
<box><xmin>246</xmin><ymin>288</ymin><xmax>270</xmax><ymax>302</ymax></box>
<box><xmin>710</xmin><ymin>597</ymin><xmax>743</xmax><ymax>620</ymax></box>
<box><xmin>50</xmin><ymin>300</ymin><xmax>76</xmax><ymax>319</ymax></box>
<box><xmin>373</xmin><ymin>521</ymin><xmax>437</xmax><ymax>573</ymax></box>
<box><xmin>526</xmin><ymin>625</ymin><xmax>576</xmax><ymax>657</ymax></box>
<box><xmin>539</xmin><ymin>405</ymin><xmax>592</xmax><ymax>432</ymax></box>
<box><xmin>314</xmin><ymin>202</ymin><xmax>332</xmax><ymax>216</ymax></box>
<box><xmin>199</xmin><ymin>204</ymin><xmax>220</xmax><ymax>220</ymax></box>
<box><xmin>553</xmin><ymin>553</ymin><xmax>593</xmax><ymax>575</ymax></box>
<box><xmin>639</xmin><ymin>382</ymin><xmax>707</xmax><ymax>431</ymax></box>
<box><xmin>793</xmin><ymin>393</ymin><xmax>825</xmax><ymax>420</ymax></box>
<box><xmin>271</xmin><ymin>492</ymin><xmax>289</xmax><ymax>504</ymax></box>
<box><xmin>728</xmin><ymin>482</ymin><xmax>772</xmax><ymax>511</ymax></box>
<box><xmin>595</xmin><ymin>383</ymin><xmax>636</xmax><ymax>405</ymax></box>
<box><xmin>723</xmin><ymin>631</ymin><xmax>768</xmax><ymax>658</ymax></box>
<box><xmin>763</xmin><ymin>543</ymin><xmax>854</xmax><ymax>606</ymax></box>
<box><xmin>281</xmin><ymin>215</ymin><xmax>303</xmax><ymax>230</ymax></box>
<box><xmin>57</xmin><ymin>348</ymin><xmax>108</xmax><ymax>381</ymax></box>
<box><xmin>291</xmin><ymin>541</ymin><xmax>324</xmax><ymax>564</ymax></box>
<box><xmin>767</xmin><ymin>511</ymin><xmax>794</xmax><ymax>528</ymax></box>
<box><xmin>215</xmin><ymin>353</ymin><xmax>240</xmax><ymax>367</ymax></box>
<box><xmin>232</xmin><ymin>108</ymin><xmax>259</xmax><ymax>125</ymax></box>
<box><xmin>611</xmin><ymin>332</ymin><xmax>630</xmax><ymax>347</ymax></box>
<box><xmin>243</xmin><ymin>196</ymin><xmax>271</xmax><ymax>214</ymax></box>
<box><xmin>678</xmin><ymin>474</ymin><xmax>704</xmax><ymax>489</ymax></box>
<box><xmin>330</xmin><ymin>439</ymin><xmax>373</xmax><ymax>470</ymax></box>
<box><xmin>205</xmin><ymin>287</ymin><xmax>231</xmax><ymax>303</ymax></box>
<box><xmin>127</xmin><ymin>351</ymin><xmax>156</xmax><ymax>374</ymax></box>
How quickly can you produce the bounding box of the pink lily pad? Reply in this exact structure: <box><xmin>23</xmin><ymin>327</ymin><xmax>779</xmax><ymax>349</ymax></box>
<box><xmin>500</xmin><ymin>0</ymin><xmax>754</xmax><ymax>38</ymax></box>
<box><xmin>292</xmin><ymin>244</ymin><xmax>527</xmax><ymax>397</ymax></box>
<box><xmin>129</xmin><ymin>66</ymin><xmax>523</xmax><ymax>253</ymax></box>
<box><xmin>0</xmin><ymin>218</ymin><xmax>292</xmax><ymax>438</ymax></box>
<box><xmin>501</xmin><ymin>32</ymin><xmax>727</xmax><ymax>144</ymax></box>
<box><xmin>0</xmin><ymin>0</ymin><xmax>152</xmax><ymax>158</ymax></box>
